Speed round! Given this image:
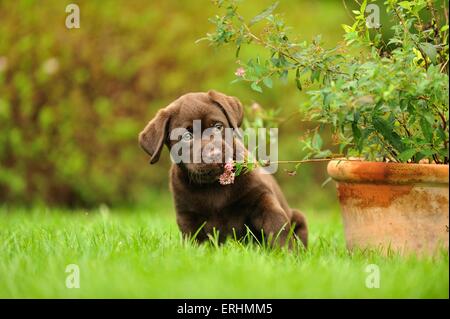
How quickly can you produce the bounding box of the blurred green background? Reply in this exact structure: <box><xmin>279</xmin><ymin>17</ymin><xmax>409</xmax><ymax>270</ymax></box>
<box><xmin>0</xmin><ymin>0</ymin><xmax>354</xmax><ymax>209</ymax></box>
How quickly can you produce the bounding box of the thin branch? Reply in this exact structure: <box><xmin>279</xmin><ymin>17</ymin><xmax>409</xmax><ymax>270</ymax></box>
<box><xmin>238</xmin><ymin>17</ymin><xmax>302</xmax><ymax>65</ymax></box>
<box><xmin>342</xmin><ymin>0</ymin><xmax>355</xmax><ymax>21</ymax></box>
<box><xmin>392</xmin><ymin>5</ymin><xmax>429</xmax><ymax>69</ymax></box>
<box><xmin>427</xmin><ymin>0</ymin><xmax>440</xmax><ymax>45</ymax></box>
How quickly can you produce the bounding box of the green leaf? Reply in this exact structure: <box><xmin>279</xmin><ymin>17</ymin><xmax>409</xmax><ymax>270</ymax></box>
<box><xmin>235</xmin><ymin>165</ymin><xmax>243</xmax><ymax>176</ymax></box>
<box><xmin>419</xmin><ymin>42</ymin><xmax>437</xmax><ymax>63</ymax></box>
<box><xmin>295</xmin><ymin>68</ymin><xmax>302</xmax><ymax>91</ymax></box>
<box><xmin>250</xmin><ymin>82</ymin><xmax>263</xmax><ymax>93</ymax></box>
<box><xmin>230</xmin><ymin>77</ymin><xmax>243</xmax><ymax>84</ymax></box>
<box><xmin>262</xmin><ymin>77</ymin><xmax>273</xmax><ymax>88</ymax></box>
<box><xmin>398</xmin><ymin>1</ymin><xmax>412</xmax><ymax>11</ymax></box>
<box><xmin>311</xmin><ymin>132</ymin><xmax>323</xmax><ymax>150</ymax></box>
<box><xmin>398</xmin><ymin>148</ymin><xmax>417</xmax><ymax>162</ymax></box>
<box><xmin>351</xmin><ymin>122</ymin><xmax>362</xmax><ymax>150</ymax></box>
<box><xmin>360</xmin><ymin>0</ymin><xmax>367</xmax><ymax>14</ymax></box>
<box><xmin>373</xmin><ymin>118</ymin><xmax>405</xmax><ymax>153</ymax></box>
<box><xmin>437</xmin><ymin>126</ymin><xmax>447</xmax><ymax>142</ymax></box>
<box><xmin>249</xmin><ymin>1</ymin><xmax>279</xmax><ymax>26</ymax></box>
<box><xmin>418</xmin><ymin>149</ymin><xmax>434</xmax><ymax>160</ymax></box>
<box><xmin>420</xmin><ymin>116</ymin><xmax>433</xmax><ymax>141</ymax></box>
<box><xmin>341</xmin><ymin>24</ymin><xmax>353</xmax><ymax>33</ymax></box>
<box><xmin>310</xmin><ymin>69</ymin><xmax>320</xmax><ymax>83</ymax></box>
<box><xmin>235</xmin><ymin>45</ymin><xmax>241</xmax><ymax>58</ymax></box>
<box><xmin>414</xmin><ymin>152</ymin><xmax>426</xmax><ymax>162</ymax></box>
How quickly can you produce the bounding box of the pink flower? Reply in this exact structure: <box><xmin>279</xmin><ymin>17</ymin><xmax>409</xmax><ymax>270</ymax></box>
<box><xmin>234</xmin><ymin>67</ymin><xmax>246</xmax><ymax>77</ymax></box>
<box><xmin>224</xmin><ymin>162</ymin><xmax>234</xmax><ymax>171</ymax></box>
<box><xmin>219</xmin><ymin>171</ymin><xmax>235</xmax><ymax>185</ymax></box>
<box><xmin>219</xmin><ymin>161</ymin><xmax>235</xmax><ymax>185</ymax></box>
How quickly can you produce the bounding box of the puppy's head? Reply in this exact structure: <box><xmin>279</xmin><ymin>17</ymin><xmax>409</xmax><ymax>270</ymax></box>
<box><xmin>139</xmin><ymin>90</ymin><xmax>244</xmax><ymax>184</ymax></box>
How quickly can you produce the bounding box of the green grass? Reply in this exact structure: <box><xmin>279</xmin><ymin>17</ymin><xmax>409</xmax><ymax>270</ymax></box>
<box><xmin>0</xmin><ymin>200</ymin><xmax>448</xmax><ymax>299</ymax></box>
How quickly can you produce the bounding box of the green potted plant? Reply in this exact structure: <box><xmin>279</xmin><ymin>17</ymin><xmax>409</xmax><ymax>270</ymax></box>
<box><xmin>203</xmin><ymin>0</ymin><xmax>449</xmax><ymax>254</ymax></box>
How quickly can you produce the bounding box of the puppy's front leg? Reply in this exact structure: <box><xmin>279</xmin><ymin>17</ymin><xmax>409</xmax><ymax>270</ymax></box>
<box><xmin>251</xmin><ymin>194</ymin><xmax>292</xmax><ymax>247</ymax></box>
<box><xmin>176</xmin><ymin>212</ymin><xmax>208</xmax><ymax>242</ymax></box>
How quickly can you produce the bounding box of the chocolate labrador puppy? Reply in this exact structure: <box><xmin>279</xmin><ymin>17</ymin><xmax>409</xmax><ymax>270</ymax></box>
<box><xmin>139</xmin><ymin>90</ymin><xmax>308</xmax><ymax>247</ymax></box>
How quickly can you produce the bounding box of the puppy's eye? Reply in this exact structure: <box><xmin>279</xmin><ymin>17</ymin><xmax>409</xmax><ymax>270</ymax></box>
<box><xmin>182</xmin><ymin>131</ymin><xmax>193</xmax><ymax>141</ymax></box>
<box><xmin>213</xmin><ymin>123</ymin><xmax>223</xmax><ymax>131</ymax></box>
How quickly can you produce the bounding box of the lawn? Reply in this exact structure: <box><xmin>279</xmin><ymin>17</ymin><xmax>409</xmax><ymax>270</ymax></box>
<box><xmin>0</xmin><ymin>197</ymin><xmax>448</xmax><ymax>299</ymax></box>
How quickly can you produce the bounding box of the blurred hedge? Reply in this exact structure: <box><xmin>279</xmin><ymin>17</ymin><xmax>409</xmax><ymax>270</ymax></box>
<box><xmin>0</xmin><ymin>0</ymin><xmax>348</xmax><ymax>208</ymax></box>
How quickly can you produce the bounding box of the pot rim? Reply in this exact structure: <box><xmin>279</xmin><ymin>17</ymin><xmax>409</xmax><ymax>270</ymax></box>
<box><xmin>327</xmin><ymin>160</ymin><xmax>449</xmax><ymax>185</ymax></box>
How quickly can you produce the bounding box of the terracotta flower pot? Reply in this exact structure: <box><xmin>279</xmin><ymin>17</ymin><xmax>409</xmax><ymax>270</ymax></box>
<box><xmin>327</xmin><ymin>160</ymin><xmax>449</xmax><ymax>255</ymax></box>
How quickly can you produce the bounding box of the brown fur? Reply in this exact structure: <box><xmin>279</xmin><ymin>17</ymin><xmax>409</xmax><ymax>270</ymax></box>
<box><xmin>139</xmin><ymin>90</ymin><xmax>308</xmax><ymax>247</ymax></box>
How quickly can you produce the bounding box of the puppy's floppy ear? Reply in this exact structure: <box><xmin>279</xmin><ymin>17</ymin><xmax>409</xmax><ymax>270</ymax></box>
<box><xmin>139</xmin><ymin>108</ymin><xmax>171</xmax><ymax>164</ymax></box>
<box><xmin>208</xmin><ymin>90</ymin><xmax>243</xmax><ymax>129</ymax></box>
